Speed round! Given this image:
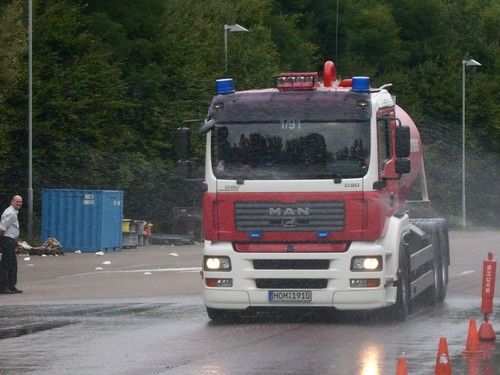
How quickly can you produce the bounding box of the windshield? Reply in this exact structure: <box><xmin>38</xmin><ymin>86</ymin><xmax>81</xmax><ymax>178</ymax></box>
<box><xmin>212</xmin><ymin>121</ymin><xmax>370</xmax><ymax>180</ymax></box>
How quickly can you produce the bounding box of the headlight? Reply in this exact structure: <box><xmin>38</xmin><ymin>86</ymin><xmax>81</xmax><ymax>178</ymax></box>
<box><xmin>204</xmin><ymin>256</ymin><xmax>231</xmax><ymax>271</ymax></box>
<box><xmin>351</xmin><ymin>256</ymin><xmax>382</xmax><ymax>271</ymax></box>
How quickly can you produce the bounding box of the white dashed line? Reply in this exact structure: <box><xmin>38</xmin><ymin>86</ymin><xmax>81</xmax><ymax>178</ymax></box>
<box><xmin>460</xmin><ymin>270</ymin><xmax>475</xmax><ymax>276</ymax></box>
<box><xmin>59</xmin><ymin>267</ymin><xmax>202</xmax><ymax>278</ymax></box>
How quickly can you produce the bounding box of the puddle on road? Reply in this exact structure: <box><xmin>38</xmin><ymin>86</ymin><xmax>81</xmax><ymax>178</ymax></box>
<box><xmin>18</xmin><ymin>303</ymin><xmax>167</xmax><ymax>318</ymax></box>
<box><xmin>0</xmin><ymin>303</ymin><xmax>178</xmax><ymax>341</ymax></box>
<box><xmin>0</xmin><ymin>321</ymin><xmax>75</xmax><ymax>340</ymax></box>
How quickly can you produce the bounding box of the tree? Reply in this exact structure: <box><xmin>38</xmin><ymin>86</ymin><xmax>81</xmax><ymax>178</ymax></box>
<box><xmin>0</xmin><ymin>0</ymin><xmax>498</xmax><ymax>232</ymax></box>
<box><xmin>0</xmin><ymin>0</ymin><xmax>26</xmax><ymax>199</ymax></box>
<box><xmin>342</xmin><ymin>2</ymin><xmax>407</xmax><ymax>75</ymax></box>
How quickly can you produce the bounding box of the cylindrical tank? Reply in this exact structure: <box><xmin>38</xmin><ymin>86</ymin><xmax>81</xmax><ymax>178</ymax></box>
<box><xmin>395</xmin><ymin>105</ymin><xmax>423</xmax><ymax>201</ymax></box>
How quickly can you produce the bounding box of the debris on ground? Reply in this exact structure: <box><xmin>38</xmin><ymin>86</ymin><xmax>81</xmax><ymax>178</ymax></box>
<box><xmin>16</xmin><ymin>237</ymin><xmax>64</xmax><ymax>256</ymax></box>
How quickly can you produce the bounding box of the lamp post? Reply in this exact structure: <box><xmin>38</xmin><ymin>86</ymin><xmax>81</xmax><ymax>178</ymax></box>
<box><xmin>28</xmin><ymin>0</ymin><xmax>33</xmax><ymax>244</ymax></box>
<box><xmin>224</xmin><ymin>24</ymin><xmax>249</xmax><ymax>72</ymax></box>
<box><xmin>461</xmin><ymin>58</ymin><xmax>481</xmax><ymax>229</ymax></box>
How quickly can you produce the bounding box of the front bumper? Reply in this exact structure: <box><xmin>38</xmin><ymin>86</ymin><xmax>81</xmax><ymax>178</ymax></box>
<box><xmin>202</xmin><ymin>240</ymin><xmax>398</xmax><ymax>311</ymax></box>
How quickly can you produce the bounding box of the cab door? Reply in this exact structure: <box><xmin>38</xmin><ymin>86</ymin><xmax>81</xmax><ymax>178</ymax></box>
<box><xmin>377</xmin><ymin>112</ymin><xmax>401</xmax><ymax>217</ymax></box>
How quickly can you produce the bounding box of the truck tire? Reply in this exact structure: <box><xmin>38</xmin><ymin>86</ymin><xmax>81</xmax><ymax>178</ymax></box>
<box><xmin>428</xmin><ymin>227</ymin><xmax>442</xmax><ymax>305</ymax></box>
<box><xmin>206</xmin><ymin>307</ymin><xmax>241</xmax><ymax>322</ymax></box>
<box><xmin>435</xmin><ymin>219</ymin><xmax>449</xmax><ymax>303</ymax></box>
<box><xmin>388</xmin><ymin>241</ymin><xmax>411</xmax><ymax>321</ymax></box>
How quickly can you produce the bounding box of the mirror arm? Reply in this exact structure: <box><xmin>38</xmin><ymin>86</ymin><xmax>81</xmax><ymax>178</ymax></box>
<box><xmin>373</xmin><ymin>175</ymin><xmax>404</xmax><ymax>190</ymax></box>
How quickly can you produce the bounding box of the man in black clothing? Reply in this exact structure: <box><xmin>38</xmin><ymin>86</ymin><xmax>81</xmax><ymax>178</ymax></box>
<box><xmin>0</xmin><ymin>195</ymin><xmax>23</xmax><ymax>294</ymax></box>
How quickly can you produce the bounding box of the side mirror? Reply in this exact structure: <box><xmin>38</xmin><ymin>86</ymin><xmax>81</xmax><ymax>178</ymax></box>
<box><xmin>395</xmin><ymin>126</ymin><xmax>411</xmax><ymax>158</ymax></box>
<box><xmin>395</xmin><ymin>159</ymin><xmax>411</xmax><ymax>174</ymax></box>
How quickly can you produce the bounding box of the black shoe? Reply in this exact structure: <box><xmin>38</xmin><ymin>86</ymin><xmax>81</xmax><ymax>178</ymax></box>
<box><xmin>0</xmin><ymin>287</ymin><xmax>15</xmax><ymax>294</ymax></box>
<box><xmin>9</xmin><ymin>286</ymin><xmax>23</xmax><ymax>293</ymax></box>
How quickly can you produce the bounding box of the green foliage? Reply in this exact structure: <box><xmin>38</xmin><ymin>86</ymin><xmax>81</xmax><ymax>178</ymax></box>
<box><xmin>390</xmin><ymin>0</ymin><xmax>452</xmax><ymax>66</ymax></box>
<box><xmin>343</xmin><ymin>3</ymin><xmax>407</xmax><ymax>73</ymax></box>
<box><xmin>31</xmin><ymin>1</ymin><xmax>133</xmax><ymax>187</ymax></box>
<box><xmin>0</xmin><ymin>0</ymin><xmax>26</xmax><ymax>198</ymax></box>
<box><xmin>0</xmin><ymin>0</ymin><xmax>498</xmax><ymax>238</ymax></box>
<box><xmin>0</xmin><ymin>0</ymin><xmax>25</xmax><ymax>91</ymax></box>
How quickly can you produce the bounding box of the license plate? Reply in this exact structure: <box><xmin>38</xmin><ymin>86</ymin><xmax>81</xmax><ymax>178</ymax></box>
<box><xmin>268</xmin><ymin>290</ymin><xmax>312</xmax><ymax>302</ymax></box>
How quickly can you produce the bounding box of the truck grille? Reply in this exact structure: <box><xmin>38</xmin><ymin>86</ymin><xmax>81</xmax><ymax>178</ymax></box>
<box><xmin>234</xmin><ymin>201</ymin><xmax>345</xmax><ymax>232</ymax></box>
<box><xmin>256</xmin><ymin>279</ymin><xmax>328</xmax><ymax>289</ymax></box>
<box><xmin>253</xmin><ymin>259</ymin><xmax>330</xmax><ymax>270</ymax></box>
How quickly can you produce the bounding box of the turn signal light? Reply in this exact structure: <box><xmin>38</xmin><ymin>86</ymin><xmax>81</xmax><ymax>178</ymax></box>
<box><xmin>205</xmin><ymin>278</ymin><xmax>233</xmax><ymax>288</ymax></box>
<box><xmin>350</xmin><ymin>278</ymin><xmax>381</xmax><ymax>288</ymax></box>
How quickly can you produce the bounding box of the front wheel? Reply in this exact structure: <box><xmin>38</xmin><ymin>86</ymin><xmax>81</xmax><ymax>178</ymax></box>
<box><xmin>387</xmin><ymin>243</ymin><xmax>411</xmax><ymax>321</ymax></box>
<box><xmin>206</xmin><ymin>307</ymin><xmax>242</xmax><ymax>322</ymax></box>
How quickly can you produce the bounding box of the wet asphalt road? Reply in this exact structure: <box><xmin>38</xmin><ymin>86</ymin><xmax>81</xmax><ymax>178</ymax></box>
<box><xmin>0</xmin><ymin>231</ymin><xmax>499</xmax><ymax>374</ymax></box>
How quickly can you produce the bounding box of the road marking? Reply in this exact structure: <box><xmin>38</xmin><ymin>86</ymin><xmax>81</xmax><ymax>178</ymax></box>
<box><xmin>460</xmin><ymin>270</ymin><xmax>475</xmax><ymax>276</ymax></box>
<box><xmin>59</xmin><ymin>267</ymin><xmax>202</xmax><ymax>278</ymax></box>
<box><xmin>448</xmin><ymin>270</ymin><xmax>476</xmax><ymax>281</ymax></box>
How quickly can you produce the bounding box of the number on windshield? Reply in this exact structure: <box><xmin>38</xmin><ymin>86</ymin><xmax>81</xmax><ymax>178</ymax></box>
<box><xmin>281</xmin><ymin>120</ymin><xmax>301</xmax><ymax>130</ymax></box>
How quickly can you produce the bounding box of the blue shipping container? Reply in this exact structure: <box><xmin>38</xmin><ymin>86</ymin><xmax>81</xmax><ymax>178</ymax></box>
<box><xmin>41</xmin><ymin>189</ymin><xmax>123</xmax><ymax>252</ymax></box>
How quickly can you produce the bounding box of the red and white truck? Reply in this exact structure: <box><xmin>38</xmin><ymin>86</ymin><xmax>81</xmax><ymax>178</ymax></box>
<box><xmin>178</xmin><ymin>60</ymin><xmax>450</xmax><ymax>321</ymax></box>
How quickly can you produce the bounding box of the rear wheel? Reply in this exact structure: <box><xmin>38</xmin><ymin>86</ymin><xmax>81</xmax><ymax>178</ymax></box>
<box><xmin>436</xmin><ymin>220</ymin><xmax>449</xmax><ymax>303</ymax></box>
<box><xmin>428</xmin><ymin>227</ymin><xmax>442</xmax><ymax>305</ymax></box>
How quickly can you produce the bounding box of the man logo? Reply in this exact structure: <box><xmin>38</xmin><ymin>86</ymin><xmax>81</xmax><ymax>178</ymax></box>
<box><xmin>282</xmin><ymin>218</ymin><xmax>298</xmax><ymax>227</ymax></box>
<box><xmin>269</xmin><ymin>207</ymin><xmax>310</xmax><ymax>216</ymax></box>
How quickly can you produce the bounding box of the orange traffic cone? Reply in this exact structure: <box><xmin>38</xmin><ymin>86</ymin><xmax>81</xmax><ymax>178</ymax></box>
<box><xmin>478</xmin><ymin>319</ymin><xmax>496</xmax><ymax>341</ymax></box>
<box><xmin>463</xmin><ymin>319</ymin><xmax>484</xmax><ymax>355</ymax></box>
<box><xmin>435</xmin><ymin>337</ymin><xmax>452</xmax><ymax>375</ymax></box>
<box><xmin>396</xmin><ymin>357</ymin><xmax>408</xmax><ymax>375</ymax></box>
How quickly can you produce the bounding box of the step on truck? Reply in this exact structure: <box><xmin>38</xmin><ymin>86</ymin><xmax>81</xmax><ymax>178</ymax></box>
<box><xmin>177</xmin><ymin>60</ymin><xmax>450</xmax><ymax>321</ymax></box>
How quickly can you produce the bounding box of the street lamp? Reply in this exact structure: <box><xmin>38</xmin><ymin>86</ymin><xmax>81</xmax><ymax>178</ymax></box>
<box><xmin>461</xmin><ymin>58</ymin><xmax>481</xmax><ymax>229</ymax></box>
<box><xmin>224</xmin><ymin>24</ymin><xmax>249</xmax><ymax>72</ymax></box>
<box><xmin>28</xmin><ymin>0</ymin><xmax>33</xmax><ymax>244</ymax></box>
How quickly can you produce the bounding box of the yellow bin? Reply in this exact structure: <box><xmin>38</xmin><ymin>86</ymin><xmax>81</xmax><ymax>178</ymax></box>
<box><xmin>122</xmin><ymin>219</ymin><xmax>132</xmax><ymax>233</ymax></box>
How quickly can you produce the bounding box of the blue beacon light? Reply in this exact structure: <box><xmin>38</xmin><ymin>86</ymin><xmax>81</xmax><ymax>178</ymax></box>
<box><xmin>351</xmin><ymin>76</ymin><xmax>370</xmax><ymax>92</ymax></box>
<box><xmin>316</xmin><ymin>230</ymin><xmax>330</xmax><ymax>238</ymax></box>
<box><xmin>249</xmin><ymin>231</ymin><xmax>262</xmax><ymax>239</ymax></box>
<box><xmin>216</xmin><ymin>79</ymin><xmax>235</xmax><ymax>94</ymax></box>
